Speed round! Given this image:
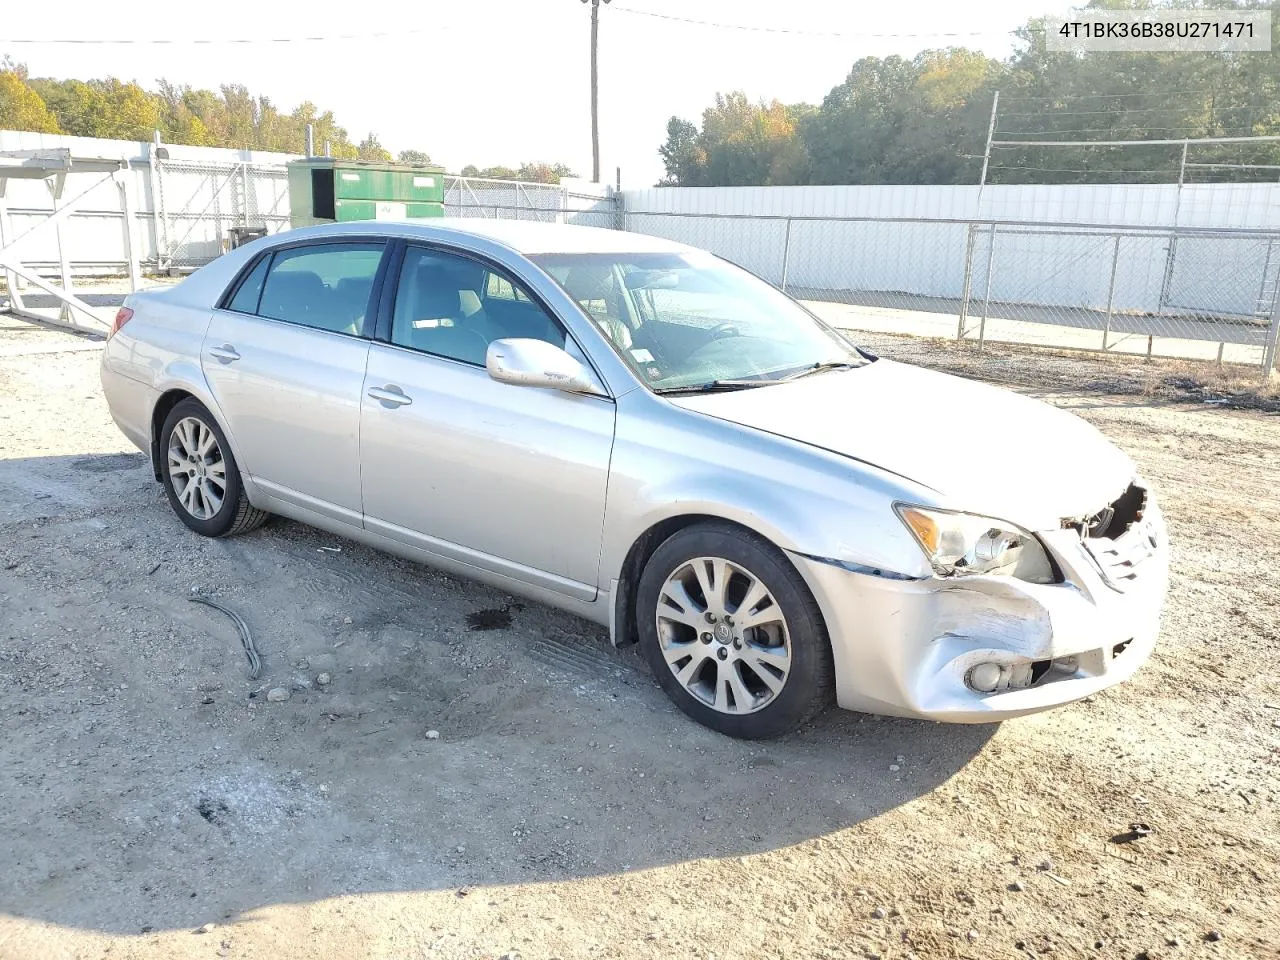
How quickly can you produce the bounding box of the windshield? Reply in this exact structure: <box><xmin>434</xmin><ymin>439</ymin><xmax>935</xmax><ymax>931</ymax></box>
<box><xmin>530</xmin><ymin>251</ymin><xmax>867</xmax><ymax>391</ymax></box>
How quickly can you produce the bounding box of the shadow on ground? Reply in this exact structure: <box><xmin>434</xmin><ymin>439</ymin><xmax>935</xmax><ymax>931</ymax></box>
<box><xmin>0</xmin><ymin>452</ymin><xmax>996</xmax><ymax>935</ymax></box>
<box><xmin>13</xmin><ymin>292</ymin><xmax>129</xmax><ymax>309</ymax></box>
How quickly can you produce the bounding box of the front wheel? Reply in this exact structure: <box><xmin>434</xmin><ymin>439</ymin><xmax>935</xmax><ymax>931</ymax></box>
<box><xmin>159</xmin><ymin>398</ymin><xmax>269</xmax><ymax>538</ymax></box>
<box><xmin>636</xmin><ymin>522</ymin><xmax>835</xmax><ymax>739</ymax></box>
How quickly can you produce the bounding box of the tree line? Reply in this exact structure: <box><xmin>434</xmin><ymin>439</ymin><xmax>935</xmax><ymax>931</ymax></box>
<box><xmin>659</xmin><ymin>0</ymin><xmax>1280</xmax><ymax>186</ymax></box>
<box><xmin>0</xmin><ymin>59</ymin><xmax>576</xmax><ymax>183</ymax></box>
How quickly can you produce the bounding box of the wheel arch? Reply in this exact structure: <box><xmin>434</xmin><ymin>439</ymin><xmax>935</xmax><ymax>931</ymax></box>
<box><xmin>149</xmin><ymin>386</ymin><xmax>247</xmax><ymax>492</ymax></box>
<box><xmin>149</xmin><ymin>388</ymin><xmax>196</xmax><ymax>480</ymax></box>
<box><xmin>610</xmin><ymin>513</ymin><xmax>825</xmax><ymax>651</ymax></box>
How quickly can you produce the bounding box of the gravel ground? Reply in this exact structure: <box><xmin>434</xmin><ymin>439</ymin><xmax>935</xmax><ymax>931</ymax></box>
<box><xmin>1</xmin><ymin>314</ymin><xmax>1277</xmax><ymax>960</ymax></box>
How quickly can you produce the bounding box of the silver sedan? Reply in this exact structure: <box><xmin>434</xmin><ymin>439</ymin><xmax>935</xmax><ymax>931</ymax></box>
<box><xmin>101</xmin><ymin>219</ymin><xmax>1168</xmax><ymax>738</ymax></box>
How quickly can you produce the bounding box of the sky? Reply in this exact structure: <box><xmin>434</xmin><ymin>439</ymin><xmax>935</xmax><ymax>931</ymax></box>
<box><xmin>0</xmin><ymin>0</ymin><xmax>1050</xmax><ymax>187</ymax></box>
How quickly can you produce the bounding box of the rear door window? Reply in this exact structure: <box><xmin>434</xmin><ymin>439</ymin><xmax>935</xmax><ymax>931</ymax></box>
<box><xmin>256</xmin><ymin>242</ymin><xmax>386</xmax><ymax>336</ymax></box>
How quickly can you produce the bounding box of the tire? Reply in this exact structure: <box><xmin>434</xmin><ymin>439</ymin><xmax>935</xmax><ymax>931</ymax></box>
<box><xmin>159</xmin><ymin>398</ymin><xmax>269</xmax><ymax>538</ymax></box>
<box><xmin>636</xmin><ymin>522</ymin><xmax>835</xmax><ymax>739</ymax></box>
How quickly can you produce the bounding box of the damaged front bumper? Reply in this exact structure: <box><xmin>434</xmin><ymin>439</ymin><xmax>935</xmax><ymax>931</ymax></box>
<box><xmin>792</xmin><ymin>501</ymin><xmax>1169</xmax><ymax>723</ymax></box>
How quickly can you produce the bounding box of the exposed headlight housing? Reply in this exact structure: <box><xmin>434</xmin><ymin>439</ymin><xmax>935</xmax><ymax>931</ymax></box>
<box><xmin>894</xmin><ymin>504</ymin><xmax>1056</xmax><ymax>583</ymax></box>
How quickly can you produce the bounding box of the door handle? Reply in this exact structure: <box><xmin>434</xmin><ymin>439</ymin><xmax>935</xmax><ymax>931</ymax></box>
<box><xmin>209</xmin><ymin>344</ymin><xmax>241</xmax><ymax>364</ymax></box>
<box><xmin>368</xmin><ymin>384</ymin><xmax>412</xmax><ymax>407</ymax></box>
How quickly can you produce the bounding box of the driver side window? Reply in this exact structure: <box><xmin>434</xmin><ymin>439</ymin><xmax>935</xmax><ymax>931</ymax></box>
<box><xmin>390</xmin><ymin>246</ymin><xmax>567</xmax><ymax>366</ymax></box>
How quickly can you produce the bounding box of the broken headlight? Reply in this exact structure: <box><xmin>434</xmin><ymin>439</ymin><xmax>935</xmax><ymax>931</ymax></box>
<box><xmin>894</xmin><ymin>504</ymin><xmax>1056</xmax><ymax>583</ymax></box>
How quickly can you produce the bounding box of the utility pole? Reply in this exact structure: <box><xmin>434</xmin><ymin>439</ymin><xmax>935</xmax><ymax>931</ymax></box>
<box><xmin>978</xmin><ymin>90</ymin><xmax>999</xmax><ymax>190</ymax></box>
<box><xmin>582</xmin><ymin>0</ymin><xmax>611</xmax><ymax>182</ymax></box>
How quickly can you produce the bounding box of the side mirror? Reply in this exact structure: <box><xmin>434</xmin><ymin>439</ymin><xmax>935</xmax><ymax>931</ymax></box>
<box><xmin>486</xmin><ymin>338</ymin><xmax>603</xmax><ymax>395</ymax></box>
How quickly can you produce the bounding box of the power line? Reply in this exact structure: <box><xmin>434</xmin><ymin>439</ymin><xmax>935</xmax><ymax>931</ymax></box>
<box><xmin>998</xmin><ymin>107</ymin><xmax>1253</xmax><ymax>119</ymax></box>
<box><xmin>608</xmin><ymin>5</ymin><xmax>1009</xmax><ymax>39</ymax></box>
<box><xmin>998</xmin><ymin>91</ymin><xmax>1221</xmax><ymax>102</ymax></box>
<box><xmin>0</xmin><ymin>27</ymin><xmax>440</xmax><ymax>44</ymax></box>
<box><xmin>998</xmin><ymin>127</ymin><xmax>1236</xmax><ymax>137</ymax></box>
<box><xmin>1</xmin><ymin>8</ymin><xmax>1011</xmax><ymax>44</ymax></box>
<box><xmin>988</xmin><ymin>165</ymin><xmax>1178</xmax><ymax>175</ymax></box>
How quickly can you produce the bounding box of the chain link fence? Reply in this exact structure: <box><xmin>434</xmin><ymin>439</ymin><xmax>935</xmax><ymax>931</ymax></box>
<box><xmin>619</xmin><ymin>210</ymin><xmax>1280</xmax><ymax>373</ymax></box>
<box><xmin>443</xmin><ymin>176</ymin><xmax>621</xmax><ymax>229</ymax></box>
<box><xmin>153</xmin><ymin>159</ymin><xmax>290</xmax><ymax>270</ymax></box>
<box><xmin>29</xmin><ymin>146</ymin><xmax>1271</xmax><ymax>374</ymax></box>
<box><xmin>134</xmin><ymin>162</ymin><xmax>1280</xmax><ymax>374</ymax></box>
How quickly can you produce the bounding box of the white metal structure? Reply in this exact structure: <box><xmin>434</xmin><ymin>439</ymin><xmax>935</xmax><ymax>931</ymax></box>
<box><xmin>0</xmin><ymin>149</ymin><xmax>133</xmax><ymax>331</ymax></box>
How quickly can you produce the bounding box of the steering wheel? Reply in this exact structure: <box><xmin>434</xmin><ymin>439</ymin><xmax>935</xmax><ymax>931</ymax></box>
<box><xmin>457</xmin><ymin>328</ymin><xmax>493</xmax><ymax>365</ymax></box>
<box><xmin>706</xmin><ymin>321</ymin><xmax>740</xmax><ymax>340</ymax></box>
<box><xmin>408</xmin><ymin>323</ymin><xmax>492</xmax><ymax>366</ymax></box>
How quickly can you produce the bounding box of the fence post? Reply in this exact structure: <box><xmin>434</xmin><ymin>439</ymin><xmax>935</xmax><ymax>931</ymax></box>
<box><xmin>116</xmin><ymin>174</ymin><xmax>140</xmax><ymax>293</ymax></box>
<box><xmin>149</xmin><ymin>133</ymin><xmax>166</xmax><ymax>272</ymax></box>
<box><xmin>978</xmin><ymin>224</ymin><xmax>997</xmax><ymax>350</ymax></box>
<box><xmin>780</xmin><ymin>218</ymin><xmax>793</xmax><ymax>293</ymax></box>
<box><xmin>957</xmin><ymin>223</ymin><xmax>977</xmax><ymax>340</ymax></box>
<box><xmin>1263</xmin><ymin>283</ymin><xmax>1280</xmax><ymax>378</ymax></box>
<box><xmin>1102</xmin><ymin>234</ymin><xmax>1121</xmax><ymax>351</ymax></box>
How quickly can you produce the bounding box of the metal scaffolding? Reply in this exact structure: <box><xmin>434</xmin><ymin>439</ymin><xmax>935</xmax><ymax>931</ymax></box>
<box><xmin>0</xmin><ymin>149</ymin><xmax>136</xmax><ymax>332</ymax></box>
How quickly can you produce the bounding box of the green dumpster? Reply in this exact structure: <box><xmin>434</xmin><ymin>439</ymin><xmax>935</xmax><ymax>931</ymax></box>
<box><xmin>287</xmin><ymin>158</ymin><xmax>446</xmax><ymax>228</ymax></box>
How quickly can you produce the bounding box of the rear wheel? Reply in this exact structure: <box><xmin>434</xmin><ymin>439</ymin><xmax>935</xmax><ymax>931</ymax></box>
<box><xmin>636</xmin><ymin>522</ymin><xmax>834</xmax><ymax>738</ymax></box>
<box><xmin>159</xmin><ymin>398</ymin><xmax>268</xmax><ymax>538</ymax></box>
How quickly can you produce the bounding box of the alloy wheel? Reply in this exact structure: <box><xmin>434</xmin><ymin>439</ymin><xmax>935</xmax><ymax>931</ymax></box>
<box><xmin>655</xmin><ymin>556</ymin><xmax>792</xmax><ymax>715</ymax></box>
<box><xmin>167</xmin><ymin>416</ymin><xmax>227</xmax><ymax>521</ymax></box>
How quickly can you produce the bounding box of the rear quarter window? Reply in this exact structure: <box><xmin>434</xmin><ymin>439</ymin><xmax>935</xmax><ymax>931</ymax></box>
<box><xmin>225</xmin><ymin>255</ymin><xmax>271</xmax><ymax>314</ymax></box>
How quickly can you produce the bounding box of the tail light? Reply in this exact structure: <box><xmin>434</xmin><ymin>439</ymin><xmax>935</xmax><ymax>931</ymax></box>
<box><xmin>108</xmin><ymin>307</ymin><xmax>134</xmax><ymax>338</ymax></box>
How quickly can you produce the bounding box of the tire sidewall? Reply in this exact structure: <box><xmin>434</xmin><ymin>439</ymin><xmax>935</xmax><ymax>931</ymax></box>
<box><xmin>636</xmin><ymin>525</ymin><xmax>832</xmax><ymax>739</ymax></box>
<box><xmin>159</xmin><ymin>399</ymin><xmax>245</xmax><ymax>537</ymax></box>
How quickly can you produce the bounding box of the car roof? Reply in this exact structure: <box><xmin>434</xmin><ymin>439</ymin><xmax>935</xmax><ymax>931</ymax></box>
<box><xmin>275</xmin><ymin>217</ymin><xmax>698</xmax><ymax>256</ymax></box>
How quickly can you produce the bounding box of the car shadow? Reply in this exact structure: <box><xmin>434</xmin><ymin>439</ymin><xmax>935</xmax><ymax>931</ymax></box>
<box><xmin>0</xmin><ymin>452</ymin><xmax>996</xmax><ymax>936</ymax></box>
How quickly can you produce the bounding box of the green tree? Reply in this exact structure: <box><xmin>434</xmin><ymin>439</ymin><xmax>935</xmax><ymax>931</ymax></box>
<box><xmin>658</xmin><ymin>0</ymin><xmax>1280</xmax><ymax>186</ymax></box>
<box><xmin>398</xmin><ymin>149</ymin><xmax>434</xmax><ymax>165</ymax></box>
<box><xmin>28</xmin><ymin>78</ymin><xmax>109</xmax><ymax>137</ymax></box>
<box><xmin>156</xmin><ymin>81</ymin><xmax>214</xmax><ymax>146</ymax></box>
<box><xmin>515</xmin><ymin>161</ymin><xmax>576</xmax><ymax>183</ymax></box>
<box><xmin>92</xmin><ymin>78</ymin><xmax>162</xmax><ymax>140</ymax></box>
<box><xmin>32</xmin><ymin>75</ymin><xmax>166</xmax><ymax>142</ymax></box>
<box><xmin>11</xmin><ymin>67</ymin><xmax>374</xmax><ymax>157</ymax></box>
<box><xmin>658</xmin><ymin>94</ymin><xmax>809</xmax><ymax>187</ymax></box>
<box><xmin>658</xmin><ymin>117</ymin><xmax>704</xmax><ymax>185</ymax></box>
<box><xmin>0</xmin><ymin>62</ymin><xmax>61</xmax><ymax>134</ymax></box>
<box><xmin>357</xmin><ymin>132</ymin><xmax>393</xmax><ymax>162</ymax></box>
<box><xmin>289</xmin><ymin>101</ymin><xmax>358</xmax><ymax>158</ymax></box>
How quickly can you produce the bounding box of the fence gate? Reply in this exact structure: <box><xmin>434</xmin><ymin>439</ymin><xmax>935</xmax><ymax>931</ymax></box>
<box><xmin>442</xmin><ymin>175</ymin><xmax>621</xmax><ymax>228</ymax></box>
<box><xmin>1162</xmin><ymin>233</ymin><xmax>1280</xmax><ymax>320</ymax></box>
<box><xmin>154</xmin><ymin>159</ymin><xmax>290</xmax><ymax>270</ymax></box>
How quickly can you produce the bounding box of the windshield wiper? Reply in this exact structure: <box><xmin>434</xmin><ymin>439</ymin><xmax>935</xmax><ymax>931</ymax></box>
<box><xmin>654</xmin><ymin>361</ymin><xmax>860</xmax><ymax>395</ymax></box>
<box><xmin>653</xmin><ymin>379</ymin><xmax>773</xmax><ymax>395</ymax></box>
<box><xmin>773</xmin><ymin>360</ymin><xmax>861</xmax><ymax>382</ymax></box>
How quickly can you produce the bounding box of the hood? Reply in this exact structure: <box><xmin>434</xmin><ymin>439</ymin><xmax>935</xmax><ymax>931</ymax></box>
<box><xmin>668</xmin><ymin>359</ymin><xmax>1135</xmax><ymax>531</ymax></box>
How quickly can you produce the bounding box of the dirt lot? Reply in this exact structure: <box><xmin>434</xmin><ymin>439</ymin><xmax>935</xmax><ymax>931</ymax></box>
<box><xmin>1</xmin><ymin>314</ymin><xmax>1277</xmax><ymax>960</ymax></box>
